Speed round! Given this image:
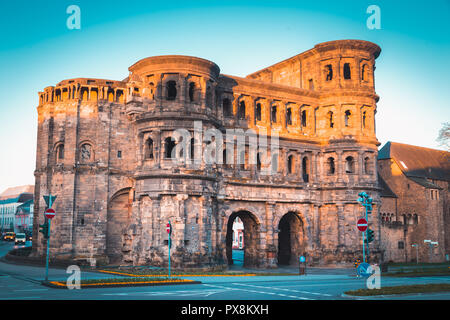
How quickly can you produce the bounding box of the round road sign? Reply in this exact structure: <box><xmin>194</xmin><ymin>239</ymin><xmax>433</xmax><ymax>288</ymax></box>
<box><xmin>45</xmin><ymin>208</ymin><xmax>56</xmax><ymax>220</ymax></box>
<box><xmin>166</xmin><ymin>223</ymin><xmax>172</xmax><ymax>234</ymax></box>
<box><xmin>357</xmin><ymin>218</ymin><xmax>368</xmax><ymax>232</ymax></box>
<box><xmin>357</xmin><ymin>262</ymin><xmax>371</xmax><ymax>277</ymax></box>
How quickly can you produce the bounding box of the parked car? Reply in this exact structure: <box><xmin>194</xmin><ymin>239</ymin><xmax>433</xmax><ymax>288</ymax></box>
<box><xmin>15</xmin><ymin>233</ymin><xmax>26</xmax><ymax>245</ymax></box>
<box><xmin>26</xmin><ymin>233</ymin><xmax>32</xmax><ymax>241</ymax></box>
<box><xmin>4</xmin><ymin>232</ymin><xmax>15</xmax><ymax>241</ymax></box>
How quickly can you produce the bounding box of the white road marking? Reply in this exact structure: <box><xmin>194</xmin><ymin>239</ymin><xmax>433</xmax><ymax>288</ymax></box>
<box><xmin>14</xmin><ymin>289</ymin><xmax>48</xmax><ymax>292</ymax></box>
<box><xmin>2</xmin><ymin>296</ymin><xmax>41</xmax><ymax>299</ymax></box>
<box><xmin>233</xmin><ymin>283</ymin><xmax>333</xmax><ymax>297</ymax></box>
<box><xmin>205</xmin><ymin>283</ymin><xmax>312</xmax><ymax>300</ymax></box>
<box><xmin>102</xmin><ymin>289</ymin><xmax>227</xmax><ymax>298</ymax></box>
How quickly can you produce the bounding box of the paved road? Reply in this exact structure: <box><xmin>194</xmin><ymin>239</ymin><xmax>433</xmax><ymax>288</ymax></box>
<box><xmin>0</xmin><ymin>242</ymin><xmax>449</xmax><ymax>300</ymax></box>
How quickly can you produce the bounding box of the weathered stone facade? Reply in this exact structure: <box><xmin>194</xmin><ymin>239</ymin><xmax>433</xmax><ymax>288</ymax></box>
<box><xmin>32</xmin><ymin>40</ymin><xmax>383</xmax><ymax>267</ymax></box>
<box><xmin>378</xmin><ymin>142</ymin><xmax>450</xmax><ymax>263</ymax></box>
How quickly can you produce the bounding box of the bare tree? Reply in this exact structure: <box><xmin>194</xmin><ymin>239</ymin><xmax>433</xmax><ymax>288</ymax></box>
<box><xmin>436</xmin><ymin>122</ymin><xmax>450</xmax><ymax>151</ymax></box>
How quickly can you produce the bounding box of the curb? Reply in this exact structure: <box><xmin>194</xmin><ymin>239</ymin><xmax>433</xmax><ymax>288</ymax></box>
<box><xmin>41</xmin><ymin>279</ymin><xmax>201</xmax><ymax>289</ymax></box>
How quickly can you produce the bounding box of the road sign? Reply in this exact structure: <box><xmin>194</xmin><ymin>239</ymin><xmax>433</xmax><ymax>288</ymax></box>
<box><xmin>43</xmin><ymin>195</ymin><xmax>57</xmax><ymax>207</ymax></box>
<box><xmin>357</xmin><ymin>262</ymin><xmax>371</xmax><ymax>277</ymax></box>
<box><xmin>45</xmin><ymin>208</ymin><xmax>56</xmax><ymax>220</ymax></box>
<box><xmin>299</xmin><ymin>256</ymin><xmax>306</xmax><ymax>263</ymax></box>
<box><xmin>357</xmin><ymin>218</ymin><xmax>368</xmax><ymax>232</ymax></box>
<box><xmin>166</xmin><ymin>222</ymin><xmax>172</xmax><ymax>234</ymax></box>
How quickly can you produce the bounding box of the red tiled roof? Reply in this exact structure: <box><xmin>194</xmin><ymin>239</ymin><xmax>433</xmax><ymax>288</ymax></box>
<box><xmin>378</xmin><ymin>142</ymin><xmax>450</xmax><ymax>182</ymax></box>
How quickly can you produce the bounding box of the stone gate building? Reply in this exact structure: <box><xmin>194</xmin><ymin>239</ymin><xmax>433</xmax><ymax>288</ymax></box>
<box><xmin>32</xmin><ymin>40</ymin><xmax>383</xmax><ymax>267</ymax></box>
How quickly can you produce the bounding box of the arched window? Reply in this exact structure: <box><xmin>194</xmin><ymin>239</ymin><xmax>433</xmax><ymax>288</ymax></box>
<box><xmin>328</xmin><ymin>111</ymin><xmax>334</xmax><ymax>128</ymax></box>
<box><xmin>286</xmin><ymin>107</ymin><xmax>292</xmax><ymax>126</ymax></box>
<box><xmin>206</xmin><ymin>86</ymin><xmax>213</xmax><ymax>108</ymax></box>
<box><xmin>362</xmin><ymin>111</ymin><xmax>367</xmax><ymax>128</ymax></box>
<box><xmin>325</xmin><ymin>64</ymin><xmax>333</xmax><ymax>81</ymax></box>
<box><xmin>344</xmin><ymin>63</ymin><xmax>351</xmax><ymax>79</ymax></box>
<box><xmin>107</xmin><ymin>88</ymin><xmax>114</xmax><ymax>102</ymax></box>
<box><xmin>344</xmin><ymin>110</ymin><xmax>351</xmax><ymax>127</ymax></box>
<box><xmin>116</xmin><ymin>90</ymin><xmax>123</xmax><ymax>103</ymax></box>
<box><xmin>56</xmin><ymin>144</ymin><xmax>64</xmax><ymax>162</ymax></box>
<box><xmin>302</xmin><ymin>157</ymin><xmax>309</xmax><ymax>182</ymax></box>
<box><xmin>413</xmin><ymin>214</ymin><xmax>418</xmax><ymax>225</ymax></box>
<box><xmin>327</xmin><ymin>157</ymin><xmax>335</xmax><ymax>174</ymax></box>
<box><xmin>81</xmin><ymin>87</ymin><xmax>89</xmax><ymax>101</ymax></box>
<box><xmin>165</xmin><ymin>137</ymin><xmax>176</xmax><ymax>158</ymax></box>
<box><xmin>287</xmin><ymin>155</ymin><xmax>295</xmax><ymax>174</ymax></box>
<box><xmin>271</xmin><ymin>105</ymin><xmax>277</xmax><ymax>123</ymax></box>
<box><xmin>256</xmin><ymin>152</ymin><xmax>262</xmax><ymax>171</ymax></box>
<box><xmin>345</xmin><ymin>156</ymin><xmax>354</xmax><ymax>173</ymax></box>
<box><xmin>190</xmin><ymin>138</ymin><xmax>195</xmax><ymax>160</ymax></box>
<box><xmin>223</xmin><ymin>98</ymin><xmax>232</xmax><ymax>117</ymax></box>
<box><xmin>80</xmin><ymin>143</ymin><xmax>93</xmax><ymax>162</ymax></box>
<box><xmin>144</xmin><ymin>138</ymin><xmax>154</xmax><ymax>159</ymax></box>
<box><xmin>362</xmin><ymin>64</ymin><xmax>369</xmax><ymax>82</ymax></box>
<box><xmin>301</xmin><ymin>110</ymin><xmax>307</xmax><ymax>127</ymax></box>
<box><xmin>189</xmin><ymin>82</ymin><xmax>195</xmax><ymax>102</ymax></box>
<box><xmin>238</xmin><ymin>101</ymin><xmax>246</xmax><ymax>120</ymax></box>
<box><xmin>255</xmin><ymin>103</ymin><xmax>262</xmax><ymax>121</ymax></box>
<box><xmin>364</xmin><ymin>157</ymin><xmax>371</xmax><ymax>174</ymax></box>
<box><xmin>166</xmin><ymin>80</ymin><xmax>177</xmax><ymax>100</ymax></box>
<box><xmin>223</xmin><ymin>147</ymin><xmax>228</xmax><ymax>166</ymax></box>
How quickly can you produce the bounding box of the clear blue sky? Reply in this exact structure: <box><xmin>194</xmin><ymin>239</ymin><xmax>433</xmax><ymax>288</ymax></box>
<box><xmin>0</xmin><ymin>0</ymin><xmax>449</xmax><ymax>192</ymax></box>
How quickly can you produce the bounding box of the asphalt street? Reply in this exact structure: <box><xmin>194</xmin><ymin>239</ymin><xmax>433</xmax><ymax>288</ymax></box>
<box><xmin>0</xmin><ymin>242</ymin><xmax>449</xmax><ymax>300</ymax></box>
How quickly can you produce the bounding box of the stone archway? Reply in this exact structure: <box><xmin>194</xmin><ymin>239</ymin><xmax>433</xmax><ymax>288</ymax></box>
<box><xmin>106</xmin><ymin>188</ymin><xmax>132</xmax><ymax>264</ymax></box>
<box><xmin>225</xmin><ymin>210</ymin><xmax>260</xmax><ymax>267</ymax></box>
<box><xmin>277</xmin><ymin>212</ymin><xmax>305</xmax><ymax>265</ymax></box>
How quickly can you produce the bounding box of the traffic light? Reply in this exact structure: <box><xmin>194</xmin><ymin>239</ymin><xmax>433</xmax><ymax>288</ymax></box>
<box><xmin>366</xmin><ymin>228</ymin><xmax>374</xmax><ymax>243</ymax></box>
<box><xmin>39</xmin><ymin>222</ymin><xmax>49</xmax><ymax>239</ymax></box>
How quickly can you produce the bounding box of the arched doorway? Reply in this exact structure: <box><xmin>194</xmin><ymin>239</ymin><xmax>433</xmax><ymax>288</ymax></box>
<box><xmin>106</xmin><ymin>189</ymin><xmax>132</xmax><ymax>264</ymax></box>
<box><xmin>277</xmin><ymin>212</ymin><xmax>304</xmax><ymax>265</ymax></box>
<box><xmin>226</xmin><ymin>210</ymin><xmax>259</xmax><ymax>267</ymax></box>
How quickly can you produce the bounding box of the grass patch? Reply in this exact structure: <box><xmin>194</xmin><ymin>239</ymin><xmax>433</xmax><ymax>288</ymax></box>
<box><xmin>386</xmin><ymin>262</ymin><xmax>450</xmax><ymax>267</ymax></box>
<box><xmin>345</xmin><ymin>283</ymin><xmax>450</xmax><ymax>296</ymax></box>
<box><xmin>384</xmin><ymin>267</ymin><xmax>450</xmax><ymax>277</ymax></box>
<box><xmin>45</xmin><ymin>277</ymin><xmax>199</xmax><ymax>289</ymax></box>
<box><xmin>98</xmin><ymin>268</ymin><xmax>296</xmax><ymax>277</ymax></box>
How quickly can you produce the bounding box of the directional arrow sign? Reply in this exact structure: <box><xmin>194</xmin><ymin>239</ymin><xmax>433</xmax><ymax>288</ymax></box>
<box><xmin>357</xmin><ymin>218</ymin><xmax>368</xmax><ymax>232</ymax></box>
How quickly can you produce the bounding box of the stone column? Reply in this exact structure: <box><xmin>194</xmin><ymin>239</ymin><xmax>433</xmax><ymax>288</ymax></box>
<box><xmin>358</xmin><ymin>150</ymin><xmax>364</xmax><ymax>182</ymax></box>
<box><xmin>313</xmin><ymin>204</ymin><xmax>321</xmax><ymax>249</ymax></box>
<box><xmin>265</xmin><ymin>202</ymin><xmax>277</xmax><ymax>267</ymax></box>
<box><xmin>336</xmin><ymin>150</ymin><xmax>343</xmax><ymax>183</ymax></box>
<box><xmin>154</xmin><ymin>129</ymin><xmax>161</xmax><ymax>169</ymax></box>
<box><xmin>337</xmin><ymin>204</ymin><xmax>345</xmax><ymax>247</ymax></box>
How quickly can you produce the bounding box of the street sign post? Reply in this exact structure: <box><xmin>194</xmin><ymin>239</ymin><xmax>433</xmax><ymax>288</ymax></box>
<box><xmin>357</xmin><ymin>218</ymin><xmax>368</xmax><ymax>263</ymax></box>
<box><xmin>357</xmin><ymin>192</ymin><xmax>373</xmax><ymax>259</ymax></box>
<box><xmin>43</xmin><ymin>195</ymin><xmax>56</xmax><ymax>282</ymax></box>
<box><xmin>167</xmin><ymin>221</ymin><xmax>172</xmax><ymax>279</ymax></box>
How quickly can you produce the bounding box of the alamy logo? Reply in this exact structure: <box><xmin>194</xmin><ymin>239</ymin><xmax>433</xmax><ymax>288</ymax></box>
<box><xmin>366</xmin><ymin>5</ymin><xmax>381</xmax><ymax>30</ymax></box>
<box><xmin>66</xmin><ymin>5</ymin><xmax>81</xmax><ymax>30</ymax></box>
<box><xmin>169</xmin><ymin>121</ymin><xmax>280</xmax><ymax>175</ymax></box>
<box><xmin>66</xmin><ymin>265</ymin><xmax>81</xmax><ymax>289</ymax></box>
<box><xmin>366</xmin><ymin>264</ymin><xmax>381</xmax><ymax>289</ymax></box>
